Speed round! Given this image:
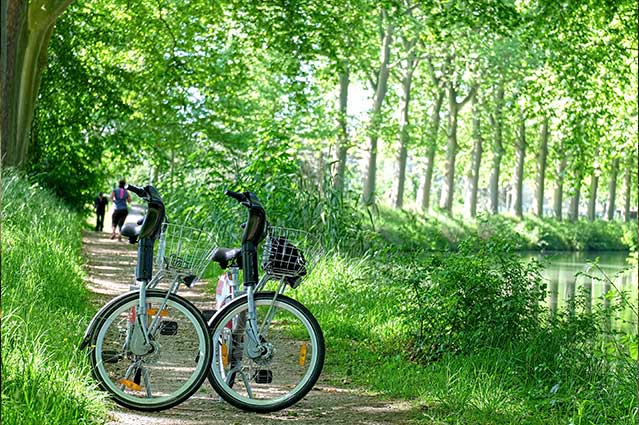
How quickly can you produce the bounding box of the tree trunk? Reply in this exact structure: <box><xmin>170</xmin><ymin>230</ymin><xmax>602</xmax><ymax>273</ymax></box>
<box><xmin>623</xmin><ymin>154</ymin><xmax>633</xmax><ymax>222</ymax></box>
<box><xmin>333</xmin><ymin>66</ymin><xmax>350</xmax><ymax>192</ymax></box>
<box><xmin>1</xmin><ymin>0</ymin><xmax>72</xmax><ymax>167</ymax></box>
<box><xmin>464</xmin><ymin>95</ymin><xmax>482</xmax><ymax>218</ymax></box>
<box><xmin>488</xmin><ymin>85</ymin><xmax>505</xmax><ymax>214</ymax></box>
<box><xmin>391</xmin><ymin>48</ymin><xmax>416</xmax><ymax>209</ymax></box>
<box><xmin>568</xmin><ymin>178</ymin><xmax>582</xmax><ymax>221</ymax></box>
<box><xmin>553</xmin><ymin>155</ymin><xmax>568</xmax><ymax>220</ymax></box>
<box><xmin>587</xmin><ymin>174</ymin><xmax>599</xmax><ymax>221</ymax></box>
<box><xmin>440</xmin><ymin>82</ymin><xmax>459</xmax><ymax>213</ymax></box>
<box><xmin>362</xmin><ymin>12</ymin><xmax>392</xmax><ymax>206</ymax></box>
<box><xmin>535</xmin><ymin>116</ymin><xmax>549</xmax><ymax>217</ymax></box>
<box><xmin>440</xmin><ymin>82</ymin><xmax>476</xmax><ymax>213</ymax></box>
<box><xmin>417</xmin><ymin>90</ymin><xmax>444</xmax><ymax>211</ymax></box>
<box><xmin>362</xmin><ymin>10</ymin><xmax>393</xmax><ymax>205</ymax></box>
<box><xmin>513</xmin><ymin>115</ymin><xmax>526</xmax><ymax>218</ymax></box>
<box><xmin>607</xmin><ymin>157</ymin><xmax>620</xmax><ymax>221</ymax></box>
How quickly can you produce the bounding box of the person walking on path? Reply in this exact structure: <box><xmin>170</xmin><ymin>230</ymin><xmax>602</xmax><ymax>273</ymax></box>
<box><xmin>94</xmin><ymin>192</ymin><xmax>109</xmax><ymax>232</ymax></box>
<box><xmin>110</xmin><ymin>180</ymin><xmax>131</xmax><ymax>241</ymax></box>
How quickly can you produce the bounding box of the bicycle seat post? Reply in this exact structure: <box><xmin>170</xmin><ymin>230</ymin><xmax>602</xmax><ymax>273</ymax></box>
<box><xmin>229</xmin><ymin>265</ymin><xmax>241</xmax><ymax>293</ymax></box>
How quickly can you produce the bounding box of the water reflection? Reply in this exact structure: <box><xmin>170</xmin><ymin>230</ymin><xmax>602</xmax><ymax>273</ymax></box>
<box><xmin>528</xmin><ymin>251</ymin><xmax>638</xmax><ymax>334</ymax></box>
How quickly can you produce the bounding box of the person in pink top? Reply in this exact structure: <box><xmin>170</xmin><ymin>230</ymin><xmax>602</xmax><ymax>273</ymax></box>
<box><xmin>110</xmin><ymin>180</ymin><xmax>131</xmax><ymax>241</ymax></box>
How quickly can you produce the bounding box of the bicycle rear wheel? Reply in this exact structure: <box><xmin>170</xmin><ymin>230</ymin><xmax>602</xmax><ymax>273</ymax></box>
<box><xmin>207</xmin><ymin>292</ymin><xmax>325</xmax><ymax>412</ymax></box>
<box><xmin>89</xmin><ymin>290</ymin><xmax>211</xmax><ymax>411</ymax></box>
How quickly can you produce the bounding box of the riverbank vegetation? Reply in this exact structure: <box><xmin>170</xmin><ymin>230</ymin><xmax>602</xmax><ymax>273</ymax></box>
<box><xmin>296</xmin><ymin>246</ymin><xmax>637</xmax><ymax>424</ymax></box>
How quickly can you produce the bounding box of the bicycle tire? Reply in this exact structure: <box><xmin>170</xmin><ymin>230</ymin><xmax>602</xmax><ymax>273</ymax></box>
<box><xmin>89</xmin><ymin>290</ymin><xmax>212</xmax><ymax>411</ymax></box>
<box><xmin>207</xmin><ymin>292</ymin><xmax>325</xmax><ymax>413</ymax></box>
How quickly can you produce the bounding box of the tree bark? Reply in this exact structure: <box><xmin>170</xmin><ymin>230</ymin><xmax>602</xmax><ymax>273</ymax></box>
<box><xmin>568</xmin><ymin>178</ymin><xmax>582</xmax><ymax>221</ymax></box>
<box><xmin>362</xmin><ymin>12</ymin><xmax>392</xmax><ymax>206</ymax></box>
<box><xmin>440</xmin><ymin>81</ymin><xmax>475</xmax><ymax>213</ymax></box>
<box><xmin>587</xmin><ymin>173</ymin><xmax>599</xmax><ymax>221</ymax></box>
<box><xmin>440</xmin><ymin>82</ymin><xmax>459</xmax><ymax>213</ymax></box>
<box><xmin>607</xmin><ymin>157</ymin><xmax>620</xmax><ymax>221</ymax></box>
<box><xmin>391</xmin><ymin>46</ymin><xmax>416</xmax><ymax>209</ymax></box>
<box><xmin>534</xmin><ymin>116</ymin><xmax>549</xmax><ymax>217</ymax></box>
<box><xmin>464</xmin><ymin>95</ymin><xmax>482</xmax><ymax>218</ymax></box>
<box><xmin>488</xmin><ymin>85</ymin><xmax>505</xmax><ymax>214</ymax></box>
<box><xmin>1</xmin><ymin>0</ymin><xmax>73</xmax><ymax>167</ymax></box>
<box><xmin>417</xmin><ymin>89</ymin><xmax>444</xmax><ymax>212</ymax></box>
<box><xmin>513</xmin><ymin>114</ymin><xmax>526</xmax><ymax>218</ymax></box>
<box><xmin>553</xmin><ymin>155</ymin><xmax>568</xmax><ymax>220</ymax></box>
<box><xmin>623</xmin><ymin>154</ymin><xmax>633</xmax><ymax>222</ymax></box>
<box><xmin>333</xmin><ymin>65</ymin><xmax>350</xmax><ymax>193</ymax></box>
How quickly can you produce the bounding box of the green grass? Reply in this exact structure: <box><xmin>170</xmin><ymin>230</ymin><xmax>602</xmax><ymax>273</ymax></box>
<box><xmin>1</xmin><ymin>170</ymin><xmax>109</xmax><ymax>425</ymax></box>
<box><xmin>295</xmin><ymin>250</ymin><xmax>638</xmax><ymax>425</ymax></box>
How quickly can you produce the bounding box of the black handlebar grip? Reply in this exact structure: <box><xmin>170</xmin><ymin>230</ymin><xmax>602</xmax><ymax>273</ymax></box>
<box><xmin>125</xmin><ymin>184</ymin><xmax>146</xmax><ymax>198</ymax></box>
<box><xmin>224</xmin><ymin>190</ymin><xmax>246</xmax><ymax>202</ymax></box>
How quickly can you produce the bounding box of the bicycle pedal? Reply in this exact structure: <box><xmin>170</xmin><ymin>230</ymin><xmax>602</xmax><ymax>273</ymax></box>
<box><xmin>255</xmin><ymin>370</ymin><xmax>272</xmax><ymax>384</ymax></box>
<box><xmin>160</xmin><ymin>321</ymin><xmax>178</xmax><ymax>335</ymax></box>
<box><xmin>102</xmin><ymin>350</ymin><xmax>121</xmax><ymax>363</ymax></box>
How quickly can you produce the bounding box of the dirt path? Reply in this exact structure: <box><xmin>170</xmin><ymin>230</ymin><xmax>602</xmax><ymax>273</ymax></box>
<box><xmin>82</xmin><ymin>228</ymin><xmax>419</xmax><ymax>425</ymax></box>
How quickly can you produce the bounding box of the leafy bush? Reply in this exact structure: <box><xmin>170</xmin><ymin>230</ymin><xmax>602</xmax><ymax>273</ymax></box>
<box><xmin>404</xmin><ymin>238</ymin><xmax>547</xmax><ymax>361</ymax></box>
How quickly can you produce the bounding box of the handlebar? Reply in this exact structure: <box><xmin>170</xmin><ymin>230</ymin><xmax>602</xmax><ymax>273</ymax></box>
<box><xmin>126</xmin><ymin>184</ymin><xmax>146</xmax><ymax>198</ymax></box>
<box><xmin>124</xmin><ymin>183</ymin><xmax>165</xmax><ymax>240</ymax></box>
<box><xmin>225</xmin><ymin>189</ymin><xmax>267</xmax><ymax>245</ymax></box>
<box><xmin>225</xmin><ymin>189</ymin><xmax>267</xmax><ymax>286</ymax></box>
<box><xmin>224</xmin><ymin>190</ymin><xmax>247</xmax><ymax>203</ymax></box>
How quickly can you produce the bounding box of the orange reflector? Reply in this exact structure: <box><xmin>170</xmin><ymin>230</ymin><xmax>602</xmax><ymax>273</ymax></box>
<box><xmin>221</xmin><ymin>343</ymin><xmax>229</xmax><ymax>368</ymax></box>
<box><xmin>119</xmin><ymin>379</ymin><xmax>142</xmax><ymax>392</ymax></box>
<box><xmin>146</xmin><ymin>308</ymin><xmax>169</xmax><ymax>317</ymax></box>
<box><xmin>299</xmin><ymin>342</ymin><xmax>307</xmax><ymax>367</ymax></box>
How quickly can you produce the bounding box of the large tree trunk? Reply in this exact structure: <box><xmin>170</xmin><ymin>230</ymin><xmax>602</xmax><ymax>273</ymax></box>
<box><xmin>464</xmin><ymin>95</ymin><xmax>482</xmax><ymax>218</ymax></box>
<box><xmin>513</xmin><ymin>114</ymin><xmax>526</xmax><ymax>217</ymax></box>
<box><xmin>417</xmin><ymin>90</ymin><xmax>444</xmax><ymax>211</ymax></box>
<box><xmin>440</xmin><ymin>81</ymin><xmax>475</xmax><ymax>213</ymax></box>
<box><xmin>587</xmin><ymin>173</ymin><xmax>599</xmax><ymax>221</ymax></box>
<box><xmin>607</xmin><ymin>157</ymin><xmax>620</xmax><ymax>221</ymax></box>
<box><xmin>535</xmin><ymin>116</ymin><xmax>549</xmax><ymax>216</ymax></box>
<box><xmin>623</xmin><ymin>154</ymin><xmax>633</xmax><ymax>222</ymax></box>
<box><xmin>333</xmin><ymin>66</ymin><xmax>350</xmax><ymax>193</ymax></box>
<box><xmin>568</xmin><ymin>177</ymin><xmax>582</xmax><ymax>221</ymax></box>
<box><xmin>440</xmin><ymin>82</ymin><xmax>459</xmax><ymax>213</ymax></box>
<box><xmin>488</xmin><ymin>85</ymin><xmax>505</xmax><ymax>214</ymax></box>
<box><xmin>391</xmin><ymin>48</ymin><xmax>416</xmax><ymax>209</ymax></box>
<box><xmin>553</xmin><ymin>155</ymin><xmax>568</xmax><ymax>220</ymax></box>
<box><xmin>1</xmin><ymin>0</ymin><xmax>72</xmax><ymax>167</ymax></box>
<box><xmin>362</xmin><ymin>13</ymin><xmax>392</xmax><ymax>206</ymax></box>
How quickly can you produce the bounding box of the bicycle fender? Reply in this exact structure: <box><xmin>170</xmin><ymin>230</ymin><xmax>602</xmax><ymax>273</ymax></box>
<box><xmin>79</xmin><ymin>290</ymin><xmax>138</xmax><ymax>350</ymax></box>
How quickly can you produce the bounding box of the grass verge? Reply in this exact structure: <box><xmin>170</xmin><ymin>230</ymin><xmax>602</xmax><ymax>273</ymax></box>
<box><xmin>296</xmin><ymin>250</ymin><xmax>638</xmax><ymax>425</ymax></box>
<box><xmin>1</xmin><ymin>170</ymin><xmax>109</xmax><ymax>424</ymax></box>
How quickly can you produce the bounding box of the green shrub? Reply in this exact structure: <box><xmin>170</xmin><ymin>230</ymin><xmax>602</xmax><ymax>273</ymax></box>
<box><xmin>403</xmin><ymin>237</ymin><xmax>547</xmax><ymax>361</ymax></box>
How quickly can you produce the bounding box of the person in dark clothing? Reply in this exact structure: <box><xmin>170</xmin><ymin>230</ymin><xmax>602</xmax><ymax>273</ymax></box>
<box><xmin>110</xmin><ymin>180</ymin><xmax>131</xmax><ymax>241</ymax></box>
<box><xmin>94</xmin><ymin>192</ymin><xmax>108</xmax><ymax>232</ymax></box>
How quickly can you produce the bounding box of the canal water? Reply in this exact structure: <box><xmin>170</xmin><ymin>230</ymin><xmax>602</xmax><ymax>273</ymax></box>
<box><xmin>530</xmin><ymin>251</ymin><xmax>638</xmax><ymax>334</ymax></box>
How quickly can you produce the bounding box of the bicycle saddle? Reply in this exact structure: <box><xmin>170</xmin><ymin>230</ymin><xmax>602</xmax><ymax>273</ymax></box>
<box><xmin>121</xmin><ymin>219</ymin><xmax>144</xmax><ymax>244</ymax></box>
<box><xmin>211</xmin><ymin>248</ymin><xmax>242</xmax><ymax>269</ymax></box>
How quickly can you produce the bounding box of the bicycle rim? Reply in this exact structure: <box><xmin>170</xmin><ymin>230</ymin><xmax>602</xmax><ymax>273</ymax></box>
<box><xmin>91</xmin><ymin>292</ymin><xmax>211</xmax><ymax>411</ymax></box>
<box><xmin>208</xmin><ymin>293</ymin><xmax>324</xmax><ymax>412</ymax></box>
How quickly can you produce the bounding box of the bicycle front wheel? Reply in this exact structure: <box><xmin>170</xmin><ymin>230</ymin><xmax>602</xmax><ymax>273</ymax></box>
<box><xmin>207</xmin><ymin>292</ymin><xmax>325</xmax><ymax>413</ymax></box>
<box><xmin>89</xmin><ymin>290</ymin><xmax>211</xmax><ymax>411</ymax></box>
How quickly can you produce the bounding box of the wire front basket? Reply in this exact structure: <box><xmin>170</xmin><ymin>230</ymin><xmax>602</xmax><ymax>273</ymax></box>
<box><xmin>261</xmin><ymin>226</ymin><xmax>322</xmax><ymax>287</ymax></box>
<box><xmin>156</xmin><ymin>223</ymin><xmax>216</xmax><ymax>279</ymax></box>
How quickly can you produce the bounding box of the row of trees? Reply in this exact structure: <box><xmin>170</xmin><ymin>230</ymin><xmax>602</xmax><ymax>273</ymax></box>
<box><xmin>2</xmin><ymin>0</ymin><xmax>636</xmax><ymax>221</ymax></box>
